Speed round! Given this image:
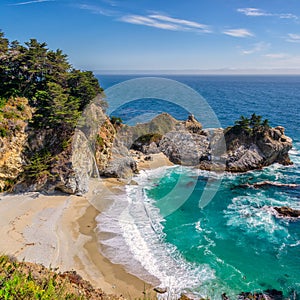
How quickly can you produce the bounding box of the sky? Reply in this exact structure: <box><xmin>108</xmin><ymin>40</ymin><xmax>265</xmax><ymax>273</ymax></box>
<box><xmin>1</xmin><ymin>0</ymin><xmax>300</xmax><ymax>73</ymax></box>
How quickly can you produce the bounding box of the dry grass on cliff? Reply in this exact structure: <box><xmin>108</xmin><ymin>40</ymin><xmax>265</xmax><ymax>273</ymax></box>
<box><xmin>0</xmin><ymin>255</ymin><xmax>125</xmax><ymax>300</ymax></box>
<box><xmin>0</xmin><ymin>97</ymin><xmax>32</xmax><ymax>138</ymax></box>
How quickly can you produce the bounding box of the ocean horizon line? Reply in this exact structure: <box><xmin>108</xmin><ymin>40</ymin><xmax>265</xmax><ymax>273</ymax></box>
<box><xmin>94</xmin><ymin>69</ymin><xmax>300</xmax><ymax>76</ymax></box>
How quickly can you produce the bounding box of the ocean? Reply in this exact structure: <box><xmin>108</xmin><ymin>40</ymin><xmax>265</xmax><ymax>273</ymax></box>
<box><xmin>95</xmin><ymin>75</ymin><xmax>300</xmax><ymax>299</ymax></box>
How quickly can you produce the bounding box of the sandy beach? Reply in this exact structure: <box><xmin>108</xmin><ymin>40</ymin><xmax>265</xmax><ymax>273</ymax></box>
<box><xmin>0</xmin><ymin>182</ymin><xmax>151</xmax><ymax>298</ymax></box>
<box><xmin>0</xmin><ymin>152</ymin><xmax>172</xmax><ymax>299</ymax></box>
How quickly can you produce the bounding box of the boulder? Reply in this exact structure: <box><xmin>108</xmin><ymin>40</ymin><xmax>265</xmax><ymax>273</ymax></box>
<box><xmin>273</xmin><ymin>206</ymin><xmax>300</xmax><ymax>219</ymax></box>
<box><xmin>159</xmin><ymin>130</ymin><xmax>210</xmax><ymax>165</ymax></box>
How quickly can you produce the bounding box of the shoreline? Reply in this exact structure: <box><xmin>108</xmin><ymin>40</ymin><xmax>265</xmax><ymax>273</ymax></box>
<box><xmin>0</xmin><ymin>152</ymin><xmax>172</xmax><ymax>299</ymax></box>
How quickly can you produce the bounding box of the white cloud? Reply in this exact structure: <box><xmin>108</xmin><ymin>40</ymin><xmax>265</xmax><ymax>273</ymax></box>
<box><xmin>237</xmin><ymin>7</ymin><xmax>298</xmax><ymax>20</ymax></box>
<box><xmin>279</xmin><ymin>13</ymin><xmax>298</xmax><ymax>19</ymax></box>
<box><xmin>120</xmin><ymin>15</ymin><xmax>180</xmax><ymax>30</ymax></box>
<box><xmin>77</xmin><ymin>4</ymin><xmax>115</xmax><ymax>17</ymax></box>
<box><xmin>264</xmin><ymin>53</ymin><xmax>289</xmax><ymax>59</ymax></box>
<box><xmin>237</xmin><ymin>8</ymin><xmax>270</xmax><ymax>17</ymax></box>
<box><xmin>11</xmin><ymin>0</ymin><xmax>53</xmax><ymax>5</ymax></box>
<box><xmin>149</xmin><ymin>14</ymin><xmax>211</xmax><ymax>32</ymax></box>
<box><xmin>120</xmin><ymin>14</ymin><xmax>211</xmax><ymax>33</ymax></box>
<box><xmin>241</xmin><ymin>42</ymin><xmax>270</xmax><ymax>55</ymax></box>
<box><xmin>286</xmin><ymin>33</ymin><xmax>300</xmax><ymax>43</ymax></box>
<box><xmin>223</xmin><ymin>28</ymin><xmax>254</xmax><ymax>38</ymax></box>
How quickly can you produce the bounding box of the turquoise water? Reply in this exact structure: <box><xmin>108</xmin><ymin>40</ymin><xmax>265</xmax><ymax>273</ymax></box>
<box><xmin>97</xmin><ymin>75</ymin><xmax>300</xmax><ymax>299</ymax></box>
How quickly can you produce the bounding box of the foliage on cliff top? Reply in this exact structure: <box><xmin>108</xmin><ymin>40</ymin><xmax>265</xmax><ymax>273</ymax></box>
<box><xmin>0</xmin><ymin>30</ymin><xmax>105</xmax><ymax>187</ymax></box>
<box><xmin>0</xmin><ymin>30</ymin><xmax>103</xmax><ymax>131</ymax></box>
<box><xmin>226</xmin><ymin>113</ymin><xmax>270</xmax><ymax>136</ymax></box>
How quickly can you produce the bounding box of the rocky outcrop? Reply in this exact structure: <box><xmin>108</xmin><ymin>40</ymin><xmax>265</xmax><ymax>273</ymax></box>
<box><xmin>102</xmin><ymin>135</ymin><xmax>138</xmax><ymax>179</ymax></box>
<box><xmin>184</xmin><ymin>114</ymin><xmax>203</xmax><ymax>134</ymax></box>
<box><xmin>131</xmin><ymin>133</ymin><xmax>162</xmax><ymax>154</ymax></box>
<box><xmin>0</xmin><ymin>131</ymin><xmax>28</xmax><ymax>191</ymax></box>
<box><xmin>99</xmin><ymin>113</ymin><xmax>179</xmax><ymax>179</ymax></box>
<box><xmin>131</xmin><ymin>114</ymin><xmax>293</xmax><ymax>173</ymax></box>
<box><xmin>239</xmin><ymin>181</ymin><xmax>298</xmax><ymax>189</ymax></box>
<box><xmin>224</xmin><ymin>126</ymin><xmax>293</xmax><ymax>172</ymax></box>
<box><xmin>272</xmin><ymin>206</ymin><xmax>300</xmax><ymax>219</ymax></box>
<box><xmin>94</xmin><ymin>118</ymin><xmax>116</xmax><ymax>172</ymax></box>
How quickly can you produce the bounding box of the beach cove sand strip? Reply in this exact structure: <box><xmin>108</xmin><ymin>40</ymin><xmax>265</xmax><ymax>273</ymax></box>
<box><xmin>0</xmin><ymin>153</ymin><xmax>172</xmax><ymax>299</ymax></box>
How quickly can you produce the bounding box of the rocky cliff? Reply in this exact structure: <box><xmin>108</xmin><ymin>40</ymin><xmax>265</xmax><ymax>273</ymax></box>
<box><xmin>223</xmin><ymin>125</ymin><xmax>292</xmax><ymax>172</ymax></box>
<box><xmin>0</xmin><ymin>97</ymin><xmax>33</xmax><ymax>191</ymax></box>
<box><xmin>14</xmin><ymin>99</ymin><xmax>112</xmax><ymax>195</ymax></box>
<box><xmin>0</xmin><ymin>106</ymin><xmax>293</xmax><ymax>194</ymax></box>
<box><xmin>128</xmin><ymin>114</ymin><xmax>293</xmax><ymax>173</ymax></box>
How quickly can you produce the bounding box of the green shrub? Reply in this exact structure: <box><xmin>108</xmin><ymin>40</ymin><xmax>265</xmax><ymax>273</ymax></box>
<box><xmin>0</xmin><ymin>127</ymin><xmax>7</xmax><ymax>138</ymax></box>
<box><xmin>25</xmin><ymin>149</ymin><xmax>52</xmax><ymax>178</ymax></box>
<box><xmin>96</xmin><ymin>134</ymin><xmax>104</xmax><ymax>147</ymax></box>
<box><xmin>110</xmin><ymin>116</ymin><xmax>123</xmax><ymax>126</ymax></box>
<box><xmin>135</xmin><ymin>133</ymin><xmax>163</xmax><ymax>145</ymax></box>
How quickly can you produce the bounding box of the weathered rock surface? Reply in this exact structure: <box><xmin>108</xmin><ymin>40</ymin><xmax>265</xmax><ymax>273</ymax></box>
<box><xmin>0</xmin><ymin>97</ymin><xmax>33</xmax><ymax>191</ymax></box>
<box><xmin>1</xmin><ymin>106</ymin><xmax>294</xmax><ymax>194</ymax></box>
<box><xmin>129</xmin><ymin>114</ymin><xmax>293</xmax><ymax>172</ymax></box>
<box><xmin>272</xmin><ymin>206</ymin><xmax>300</xmax><ymax>219</ymax></box>
<box><xmin>14</xmin><ymin>100</ymin><xmax>107</xmax><ymax>195</ymax></box>
<box><xmin>238</xmin><ymin>289</ymin><xmax>283</xmax><ymax>300</ymax></box>
<box><xmin>224</xmin><ymin>126</ymin><xmax>293</xmax><ymax>172</ymax></box>
<box><xmin>101</xmin><ymin>113</ymin><xmax>178</xmax><ymax>178</ymax></box>
<box><xmin>159</xmin><ymin>131</ymin><xmax>210</xmax><ymax>165</ymax></box>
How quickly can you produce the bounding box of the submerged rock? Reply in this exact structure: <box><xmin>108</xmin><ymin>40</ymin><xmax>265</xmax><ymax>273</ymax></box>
<box><xmin>238</xmin><ymin>289</ymin><xmax>283</xmax><ymax>300</ymax></box>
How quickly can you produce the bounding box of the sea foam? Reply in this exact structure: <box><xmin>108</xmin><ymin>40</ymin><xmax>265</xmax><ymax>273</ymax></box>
<box><xmin>96</xmin><ymin>167</ymin><xmax>215</xmax><ymax>299</ymax></box>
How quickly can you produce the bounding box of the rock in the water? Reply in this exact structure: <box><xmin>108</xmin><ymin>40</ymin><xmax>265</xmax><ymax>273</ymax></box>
<box><xmin>127</xmin><ymin>114</ymin><xmax>293</xmax><ymax>173</ymax></box>
<box><xmin>224</xmin><ymin>126</ymin><xmax>293</xmax><ymax>172</ymax></box>
<box><xmin>154</xmin><ymin>287</ymin><xmax>167</xmax><ymax>294</ymax></box>
<box><xmin>238</xmin><ymin>289</ymin><xmax>283</xmax><ymax>300</ymax></box>
<box><xmin>240</xmin><ymin>181</ymin><xmax>298</xmax><ymax>189</ymax></box>
<box><xmin>273</xmin><ymin>206</ymin><xmax>300</xmax><ymax>219</ymax></box>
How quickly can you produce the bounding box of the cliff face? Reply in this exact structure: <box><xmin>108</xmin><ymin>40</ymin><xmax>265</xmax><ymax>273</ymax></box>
<box><xmin>224</xmin><ymin>126</ymin><xmax>293</xmax><ymax>172</ymax></box>
<box><xmin>14</xmin><ymin>100</ymin><xmax>113</xmax><ymax>195</ymax></box>
<box><xmin>0</xmin><ymin>106</ymin><xmax>293</xmax><ymax>194</ymax></box>
<box><xmin>0</xmin><ymin>130</ymin><xmax>28</xmax><ymax>191</ymax></box>
<box><xmin>0</xmin><ymin>97</ymin><xmax>33</xmax><ymax>191</ymax></box>
<box><xmin>99</xmin><ymin>113</ymin><xmax>179</xmax><ymax>179</ymax></box>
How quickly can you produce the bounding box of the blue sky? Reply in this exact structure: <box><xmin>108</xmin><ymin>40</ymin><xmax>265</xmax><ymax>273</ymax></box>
<box><xmin>1</xmin><ymin>0</ymin><xmax>300</xmax><ymax>73</ymax></box>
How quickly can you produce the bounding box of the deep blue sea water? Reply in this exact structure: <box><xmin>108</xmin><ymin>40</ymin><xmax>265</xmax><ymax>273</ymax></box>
<box><xmin>96</xmin><ymin>75</ymin><xmax>300</xmax><ymax>299</ymax></box>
